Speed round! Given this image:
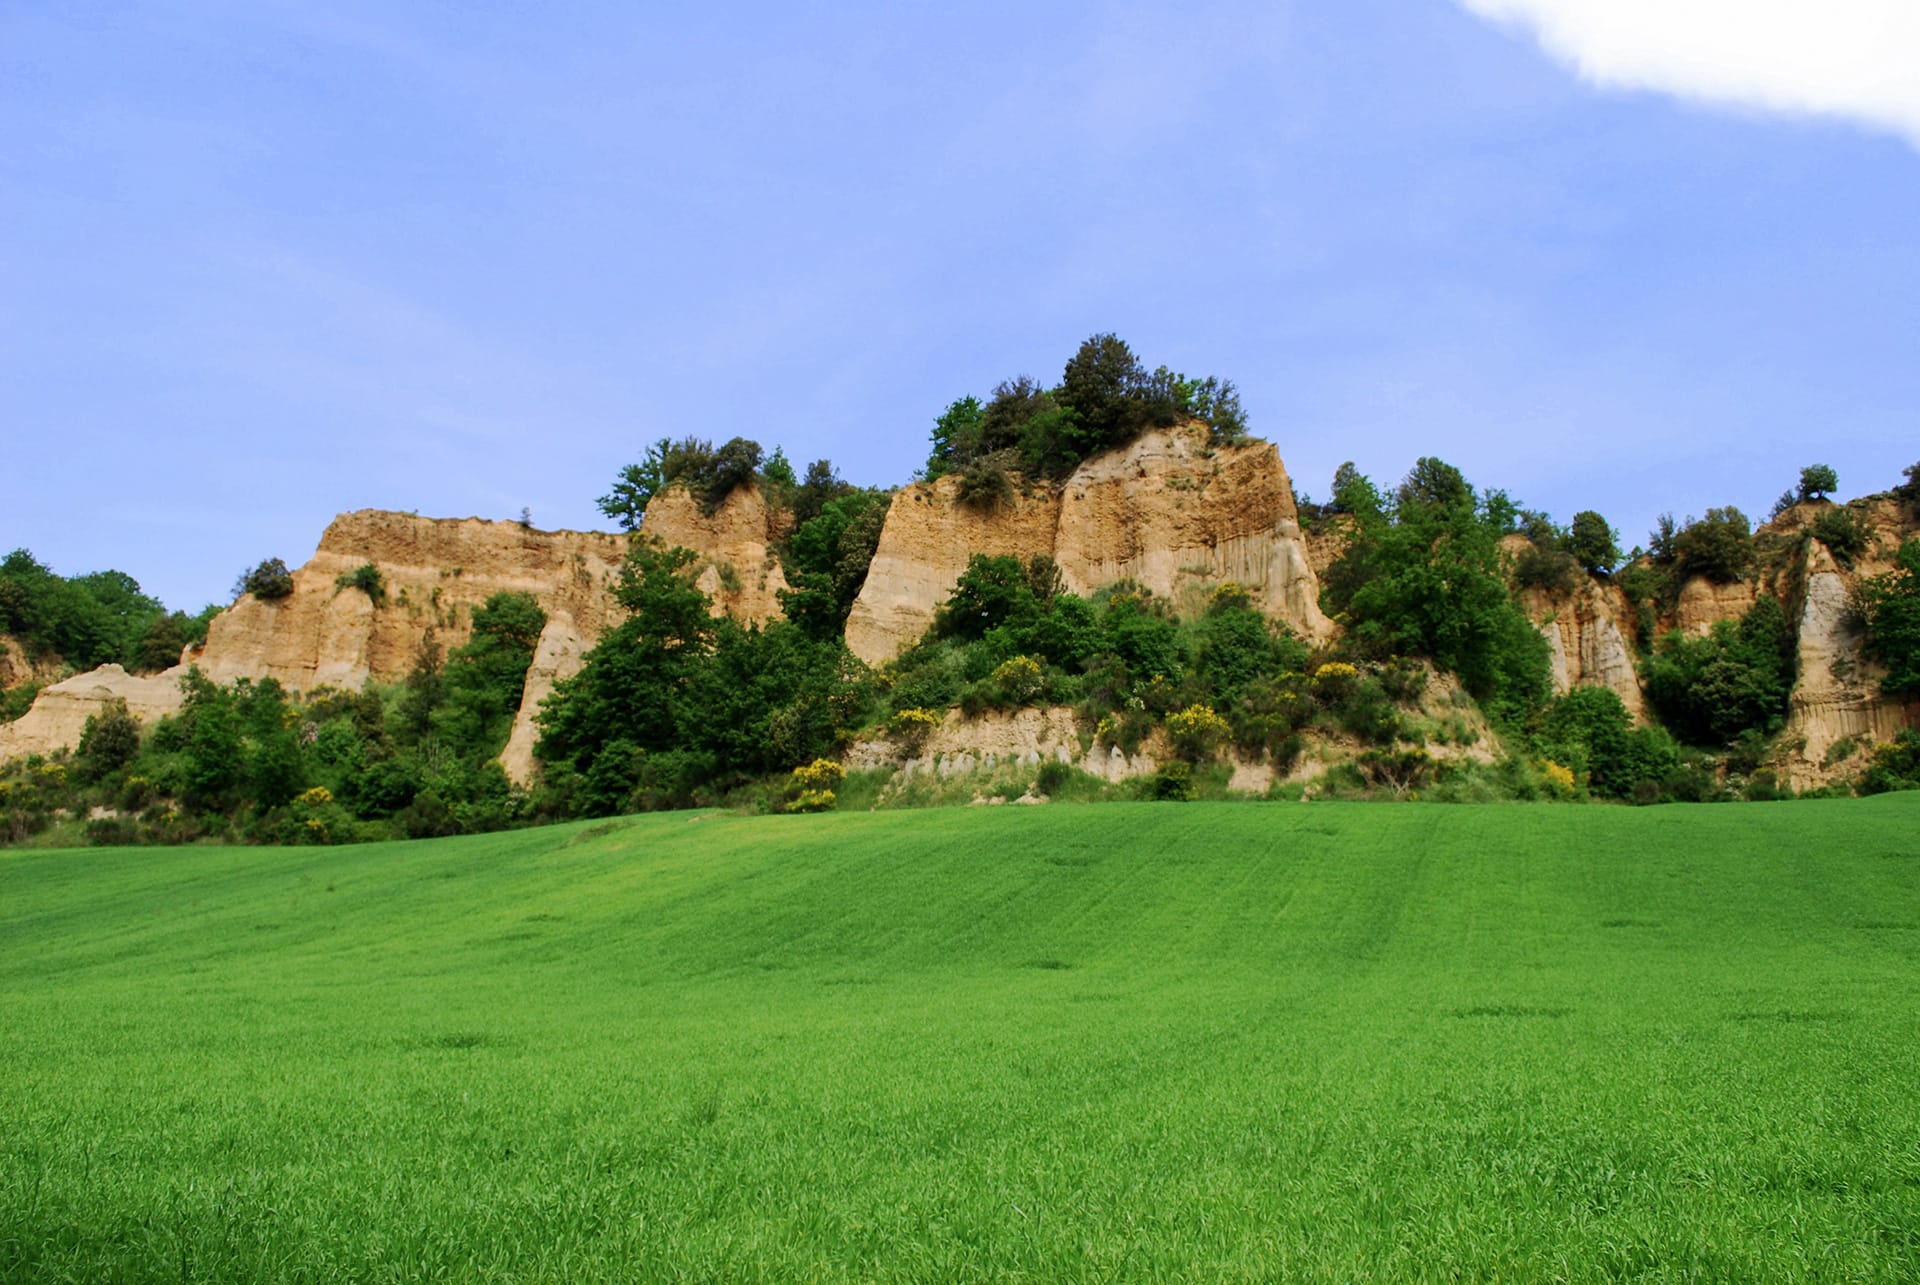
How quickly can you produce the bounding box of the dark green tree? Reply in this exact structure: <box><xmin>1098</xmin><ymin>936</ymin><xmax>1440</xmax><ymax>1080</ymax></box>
<box><xmin>1797</xmin><ymin>464</ymin><xmax>1839</xmax><ymax>503</ymax></box>
<box><xmin>1567</xmin><ymin>511</ymin><xmax>1620</xmax><ymax>575</ymax></box>
<box><xmin>596</xmin><ymin>439</ymin><xmax>672</xmax><ymax>531</ymax></box>
<box><xmin>1859</xmin><ymin>538</ymin><xmax>1920</xmax><ymax>698</ymax></box>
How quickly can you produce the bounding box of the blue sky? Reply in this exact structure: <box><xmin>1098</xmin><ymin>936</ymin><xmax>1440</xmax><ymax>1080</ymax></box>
<box><xmin>4</xmin><ymin>1</ymin><xmax>1917</xmax><ymax>611</ymax></box>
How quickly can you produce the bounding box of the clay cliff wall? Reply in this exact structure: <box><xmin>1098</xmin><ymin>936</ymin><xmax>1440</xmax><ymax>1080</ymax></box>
<box><xmin>845</xmin><ymin>424</ymin><xmax>1330</xmax><ymax>664</ymax></box>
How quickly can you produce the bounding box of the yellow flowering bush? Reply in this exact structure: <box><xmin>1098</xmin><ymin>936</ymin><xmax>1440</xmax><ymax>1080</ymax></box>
<box><xmin>991</xmin><ymin>655</ymin><xmax>1046</xmax><ymax>705</ymax></box>
<box><xmin>886</xmin><ymin>708</ymin><xmax>943</xmax><ymax>755</ymax></box>
<box><xmin>1166</xmin><ymin>704</ymin><xmax>1231</xmax><ymax>762</ymax></box>
<box><xmin>786</xmin><ymin>789</ymin><xmax>837</xmax><ymax>814</ymax></box>
<box><xmin>297</xmin><ymin>785</ymin><xmax>334</xmax><ymax>807</ymax></box>
<box><xmin>790</xmin><ymin>758</ymin><xmax>845</xmax><ymax>793</ymax></box>
<box><xmin>1540</xmin><ymin>760</ymin><xmax>1577</xmax><ymax>797</ymax></box>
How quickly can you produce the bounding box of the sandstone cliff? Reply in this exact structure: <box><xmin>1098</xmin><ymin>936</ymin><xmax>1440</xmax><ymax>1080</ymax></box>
<box><xmin>1518</xmin><ymin>579</ymin><xmax>1648</xmax><ymax>722</ymax></box>
<box><xmin>637</xmin><ymin>482</ymin><xmax>791</xmax><ymax>626</ymax></box>
<box><xmin>0</xmin><ymin>513</ymin><xmax>633</xmax><ymax>776</ymax></box>
<box><xmin>844</xmin><ymin>425</ymin><xmax>1330</xmax><ymax>664</ymax></box>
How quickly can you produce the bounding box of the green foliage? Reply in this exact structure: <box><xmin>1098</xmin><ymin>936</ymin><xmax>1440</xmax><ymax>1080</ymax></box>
<box><xmin>432</xmin><ymin>592</ymin><xmax>548</xmax><ymax>761</ymax></box>
<box><xmin>1858</xmin><ymin>730</ymin><xmax>1920</xmax><ymax>794</ymax></box>
<box><xmin>1858</xmin><ymin>538</ymin><xmax>1920</xmax><ymax>698</ymax></box>
<box><xmin>923</xmin><ymin>335</ymin><xmax>1249</xmax><ymax>481</ymax></box>
<box><xmin>1567</xmin><ymin>511</ymin><xmax>1620</xmax><ymax>575</ymax></box>
<box><xmin>761</xmin><ymin>446</ymin><xmax>796</xmax><ymax>492</ymax></box>
<box><xmin>236</xmin><ymin>557</ymin><xmax>295</xmax><ymax>600</ymax></box>
<box><xmin>1671</xmin><ymin>508</ymin><xmax>1753</xmax><ymax>584</ymax></box>
<box><xmin>334</xmin><ymin>563</ymin><xmax>387</xmax><ymax>606</ymax></box>
<box><xmin>1897</xmin><ymin>461</ymin><xmax>1920</xmax><ymax>512</ymax></box>
<box><xmin>1797</xmin><ymin>463</ymin><xmax>1839</xmax><ymax>503</ymax></box>
<box><xmin>701</xmin><ymin>437</ymin><xmax>764</xmax><ymax>513</ymax></box>
<box><xmin>1328</xmin><ymin>462</ymin><xmax>1384</xmax><ymax>520</ymax></box>
<box><xmin>777</xmin><ymin>489</ymin><xmax>890</xmax><ymax>642</ymax></box>
<box><xmin>534</xmin><ymin>538</ymin><xmax>866</xmax><ymax>816</ymax></box>
<box><xmin>0</xmin><ymin>549</ymin><xmax>171</xmax><ymax>672</ymax></box>
<box><xmin>1810</xmin><ymin>505</ymin><xmax>1871</xmax><ymax>569</ymax></box>
<box><xmin>952</xmin><ymin>451</ymin><xmax>1018</xmax><ymax>511</ymax></box>
<box><xmin>924</xmin><ymin>396</ymin><xmax>984</xmax><ymax>482</ymax></box>
<box><xmin>74</xmin><ymin>699</ymin><xmax>141</xmax><ymax>782</ymax></box>
<box><xmin>1322</xmin><ymin>459</ymin><xmax>1551</xmax><ymax>727</ymax></box>
<box><xmin>1644</xmin><ymin>597</ymin><xmax>1795</xmax><ymax>745</ymax></box>
<box><xmin>596</xmin><ymin>438</ymin><xmax>672</xmax><ymax>531</ymax></box>
<box><xmin>1535</xmin><ymin>686</ymin><xmax>1680</xmax><ymax>800</ymax></box>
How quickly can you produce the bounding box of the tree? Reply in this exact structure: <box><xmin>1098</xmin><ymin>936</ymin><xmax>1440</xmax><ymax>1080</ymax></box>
<box><xmin>1859</xmin><ymin>538</ymin><xmax>1920</xmax><ymax>698</ymax></box>
<box><xmin>1567</xmin><ymin>511</ymin><xmax>1620</xmax><ymax>575</ymax></box>
<box><xmin>925</xmin><ymin>396</ymin><xmax>984</xmax><ymax>480</ymax></box>
<box><xmin>1328</xmin><ymin>463</ymin><xmax>1383</xmax><ymax>521</ymax></box>
<box><xmin>596</xmin><ymin>439</ymin><xmax>672</xmax><ymax>531</ymax></box>
<box><xmin>1057</xmin><ymin>332</ymin><xmax>1145</xmax><ymax>453</ymax></box>
<box><xmin>75</xmin><ymin>699</ymin><xmax>141</xmax><ymax>781</ymax></box>
<box><xmin>1394</xmin><ymin>457</ymin><xmax>1473</xmax><ymax>516</ymax></box>
<box><xmin>535</xmin><ymin>538</ymin><xmax>715</xmax><ymax>774</ymax></box>
<box><xmin>1672</xmin><ymin>508</ymin><xmax>1752</xmax><ymax>584</ymax></box>
<box><xmin>1797</xmin><ymin>464</ymin><xmax>1839</xmax><ymax>503</ymax></box>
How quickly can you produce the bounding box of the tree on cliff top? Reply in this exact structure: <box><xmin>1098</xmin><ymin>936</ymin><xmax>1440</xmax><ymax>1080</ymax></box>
<box><xmin>922</xmin><ymin>334</ymin><xmax>1248</xmax><ymax>481</ymax></box>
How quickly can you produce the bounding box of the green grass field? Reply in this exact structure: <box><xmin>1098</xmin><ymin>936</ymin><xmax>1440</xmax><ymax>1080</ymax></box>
<box><xmin>5</xmin><ymin>797</ymin><xmax>1920</xmax><ymax>1281</ymax></box>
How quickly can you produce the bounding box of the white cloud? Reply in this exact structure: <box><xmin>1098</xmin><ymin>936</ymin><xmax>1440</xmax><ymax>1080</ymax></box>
<box><xmin>1458</xmin><ymin>1</ymin><xmax>1920</xmax><ymax>148</ymax></box>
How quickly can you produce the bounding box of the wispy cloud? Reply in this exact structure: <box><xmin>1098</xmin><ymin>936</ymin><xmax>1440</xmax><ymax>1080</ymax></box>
<box><xmin>1457</xmin><ymin>1</ymin><xmax>1920</xmax><ymax>149</ymax></box>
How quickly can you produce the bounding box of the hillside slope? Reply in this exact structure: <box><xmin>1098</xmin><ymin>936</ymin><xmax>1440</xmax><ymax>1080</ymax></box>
<box><xmin>3</xmin><ymin>798</ymin><xmax>1919</xmax><ymax>1279</ymax></box>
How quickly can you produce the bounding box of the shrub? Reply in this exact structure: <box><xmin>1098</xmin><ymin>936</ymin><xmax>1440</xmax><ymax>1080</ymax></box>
<box><xmin>1567</xmin><ymin>511</ymin><xmax>1619</xmax><ymax>575</ymax></box>
<box><xmin>885</xmin><ymin>707</ymin><xmax>943</xmax><ymax>756</ymax></box>
<box><xmin>991</xmin><ymin>655</ymin><xmax>1046</xmax><ymax>706</ymax></box>
<box><xmin>1165</xmin><ymin>704</ymin><xmax>1231</xmax><ymax>762</ymax></box>
<box><xmin>1672</xmin><ymin>508</ymin><xmax>1752</xmax><ymax>584</ymax></box>
<box><xmin>1357</xmin><ymin>746</ymin><xmax>1431</xmax><ymax>794</ymax></box>
<box><xmin>953</xmin><ymin>451</ymin><xmax>1017</xmax><ymax>511</ymax></box>
<box><xmin>785</xmin><ymin>788</ymin><xmax>837</xmax><ymax>813</ymax></box>
<box><xmin>1146</xmin><ymin>760</ymin><xmax>1194</xmax><ymax>801</ymax></box>
<box><xmin>789</xmin><ymin>758</ymin><xmax>845</xmax><ymax>793</ymax></box>
<box><xmin>236</xmin><ymin>557</ymin><xmax>295</xmax><ymax>600</ymax></box>
<box><xmin>334</xmin><ymin>563</ymin><xmax>387</xmax><ymax>606</ymax></box>
<box><xmin>1858</xmin><ymin>730</ymin><xmax>1920</xmax><ymax>794</ymax></box>
<box><xmin>1034</xmin><ymin>759</ymin><xmax>1073</xmax><ymax>796</ymax></box>
<box><xmin>1859</xmin><ymin>538</ymin><xmax>1920</xmax><ymax>698</ymax></box>
<box><xmin>1810</xmin><ymin>506</ymin><xmax>1871</xmax><ymax>568</ymax></box>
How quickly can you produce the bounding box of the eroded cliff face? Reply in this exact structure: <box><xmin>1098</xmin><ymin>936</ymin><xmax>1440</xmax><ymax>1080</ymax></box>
<box><xmin>844</xmin><ymin>425</ymin><xmax>1330</xmax><ymax>664</ymax></box>
<box><xmin>637</xmin><ymin>482</ymin><xmax>791</xmax><ymax>626</ymax></box>
<box><xmin>1519</xmin><ymin>580</ymin><xmax>1648</xmax><ymax>722</ymax></box>
<box><xmin>0</xmin><ymin>513</ymin><xmax>633</xmax><ymax>776</ymax></box>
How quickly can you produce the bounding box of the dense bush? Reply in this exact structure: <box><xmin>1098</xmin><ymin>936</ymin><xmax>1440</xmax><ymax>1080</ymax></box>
<box><xmin>1858</xmin><ymin>537</ymin><xmax>1920</xmax><ymax>698</ymax></box>
<box><xmin>777</xmin><ymin>488</ymin><xmax>890</xmax><ymax>642</ymax></box>
<box><xmin>0</xmin><ymin>549</ymin><xmax>196</xmax><ymax>673</ymax></box>
<box><xmin>1321</xmin><ymin>459</ymin><xmax>1551</xmax><ymax>727</ymax></box>
<box><xmin>236</xmin><ymin>558</ymin><xmax>295</xmax><ymax>600</ymax></box>
<box><xmin>923</xmin><ymin>334</ymin><xmax>1247</xmax><ymax>481</ymax></box>
<box><xmin>334</xmin><ymin>563</ymin><xmax>387</xmax><ymax>606</ymax></box>
<box><xmin>1810</xmin><ymin>506</ymin><xmax>1871</xmax><ymax>569</ymax></box>
<box><xmin>1644</xmin><ymin>597</ymin><xmax>1795</xmax><ymax>746</ymax></box>
<box><xmin>1670</xmin><ymin>508</ymin><xmax>1753</xmax><ymax>584</ymax></box>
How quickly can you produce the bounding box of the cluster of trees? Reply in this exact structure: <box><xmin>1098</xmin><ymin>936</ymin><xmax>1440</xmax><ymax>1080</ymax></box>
<box><xmin>0</xmin><ymin>549</ymin><xmax>219</xmax><ymax>696</ymax></box>
<box><xmin>0</xmin><ymin>592</ymin><xmax>549</xmax><ymax>846</ymax></box>
<box><xmin>1317</xmin><ymin>457</ymin><xmax>1554</xmax><ymax>727</ymax></box>
<box><xmin>924</xmin><ymin>333</ymin><xmax>1248</xmax><ymax>494</ymax></box>
<box><xmin>533</xmin><ymin>539</ymin><xmax>865</xmax><ymax>816</ymax></box>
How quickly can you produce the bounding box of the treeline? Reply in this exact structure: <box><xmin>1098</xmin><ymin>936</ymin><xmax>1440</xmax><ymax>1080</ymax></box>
<box><xmin>0</xmin><ymin>550</ymin><xmax>219</xmax><ymax>696</ymax></box>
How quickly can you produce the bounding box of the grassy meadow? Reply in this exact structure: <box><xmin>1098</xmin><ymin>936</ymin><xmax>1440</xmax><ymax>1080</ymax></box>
<box><xmin>4</xmin><ymin>795</ymin><xmax>1920</xmax><ymax>1281</ymax></box>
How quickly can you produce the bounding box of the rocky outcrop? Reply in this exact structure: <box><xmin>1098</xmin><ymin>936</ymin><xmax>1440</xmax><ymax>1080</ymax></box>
<box><xmin>1519</xmin><ymin>581</ymin><xmax>1648</xmax><ymax>721</ymax></box>
<box><xmin>845</xmin><ymin>425</ymin><xmax>1330</xmax><ymax>664</ymax></box>
<box><xmin>0</xmin><ymin>665</ymin><xmax>184</xmax><ymax>764</ymax></box>
<box><xmin>638</xmin><ymin>483</ymin><xmax>791</xmax><ymax>625</ymax></box>
<box><xmin>1</xmin><ymin>635</ymin><xmax>64</xmax><ymax>693</ymax></box>
<box><xmin>0</xmin><ymin>513</ymin><xmax>632</xmax><ymax>778</ymax></box>
<box><xmin>1779</xmin><ymin>543</ymin><xmax>1916</xmax><ymax>789</ymax></box>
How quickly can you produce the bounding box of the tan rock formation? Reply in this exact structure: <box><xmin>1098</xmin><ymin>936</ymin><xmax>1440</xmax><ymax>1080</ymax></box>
<box><xmin>845</xmin><ymin>425</ymin><xmax>1329</xmax><ymax>663</ymax></box>
<box><xmin>1</xmin><ymin>635</ymin><xmax>64</xmax><ymax>693</ymax></box>
<box><xmin>1520</xmin><ymin>581</ymin><xmax>1648</xmax><ymax>721</ymax></box>
<box><xmin>1780</xmin><ymin>543</ymin><xmax>1916</xmax><ymax>789</ymax></box>
<box><xmin>497</xmin><ymin>613</ymin><xmax>592</xmax><ymax>784</ymax></box>
<box><xmin>1672</xmin><ymin>576</ymin><xmax>1760</xmax><ymax>636</ymax></box>
<box><xmin>638</xmin><ymin>482</ymin><xmax>791</xmax><ymax>625</ymax></box>
<box><xmin>1</xmin><ymin>513</ymin><xmax>632</xmax><ymax>777</ymax></box>
<box><xmin>0</xmin><ymin>665</ymin><xmax>184</xmax><ymax>763</ymax></box>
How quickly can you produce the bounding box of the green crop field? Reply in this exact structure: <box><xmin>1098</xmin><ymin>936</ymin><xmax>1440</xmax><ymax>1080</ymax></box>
<box><xmin>4</xmin><ymin>797</ymin><xmax>1920</xmax><ymax>1281</ymax></box>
